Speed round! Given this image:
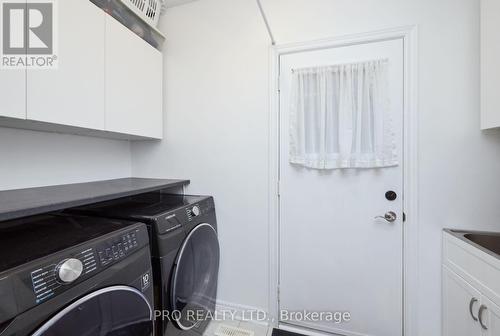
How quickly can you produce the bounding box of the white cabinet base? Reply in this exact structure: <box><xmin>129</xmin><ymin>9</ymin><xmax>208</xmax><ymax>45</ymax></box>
<box><xmin>443</xmin><ymin>231</ymin><xmax>500</xmax><ymax>334</ymax></box>
<box><xmin>482</xmin><ymin>297</ymin><xmax>500</xmax><ymax>335</ymax></box>
<box><xmin>442</xmin><ymin>266</ymin><xmax>482</xmax><ymax>336</ymax></box>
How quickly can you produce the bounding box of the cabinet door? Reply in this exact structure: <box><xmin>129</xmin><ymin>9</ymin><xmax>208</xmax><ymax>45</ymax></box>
<box><xmin>27</xmin><ymin>0</ymin><xmax>105</xmax><ymax>129</ymax></box>
<box><xmin>481</xmin><ymin>0</ymin><xmax>500</xmax><ymax>129</ymax></box>
<box><xmin>0</xmin><ymin>68</ymin><xmax>26</xmax><ymax>119</ymax></box>
<box><xmin>443</xmin><ymin>266</ymin><xmax>482</xmax><ymax>336</ymax></box>
<box><xmin>0</xmin><ymin>0</ymin><xmax>25</xmax><ymax>120</ymax></box>
<box><xmin>480</xmin><ymin>297</ymin><xmax>500</xmax><ymax>335</ymax></box>
<box><xmin>105</xmin><ymin>16</ymin><xmax>163</xmax><ymax>139</ymax></box>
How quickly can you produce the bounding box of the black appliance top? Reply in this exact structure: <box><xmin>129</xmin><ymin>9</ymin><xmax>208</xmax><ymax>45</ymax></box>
<box><xmin>0</xmin><ymin>214</ymin><xmax>137</xmax><ymax>272</ymax></box>
<box><xmin>0</xmin><ymin>178</ymin><xmax>190</xmax><ymax>222</ymax></box>
<box><xmin>73</xmin><ymin>194</ymin><xmax>210</xmax><ymax>219</ymax></box>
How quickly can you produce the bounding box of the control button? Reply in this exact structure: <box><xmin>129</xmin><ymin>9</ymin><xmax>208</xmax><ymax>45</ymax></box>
<box><xmin>112</xmin><ymin>246</ymin><xmax>118</xmax><ymax>259</ymax></box>
<box><xmin>57</xmin><ymin>259</ymin><xmax>83</xmax><ymax>284</ymax></box>
<box><xmin>118</xmin><ymin>243</ymin><xmax>125</xmax><ymax>257</ymax></box>
<box><xmin>191</xmin><ymin>206</ymin><xmax>201</xmax><ymax>217</ymax></box>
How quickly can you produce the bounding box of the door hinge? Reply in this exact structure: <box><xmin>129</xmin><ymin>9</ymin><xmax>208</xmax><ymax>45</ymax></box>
<box><xmin>277</xmin><ymin>74</ymin><xmax>281</xmax><ymax>92</ymax></box>
<box><xmin>403</xmin><ymin>212</ymin><xmax>407</xmax><ymax>222</ymax></box>
<box><xmin>277</xmin><ymin>180</ymin><xmax>281</xmax><ymax>197</ymax></box>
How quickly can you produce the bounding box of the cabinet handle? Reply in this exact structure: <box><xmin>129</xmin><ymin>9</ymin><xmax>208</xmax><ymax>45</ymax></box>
<box><xmin>479</xmin><ymin>305</ymin><xmax>488</xmax><ymax>330</ymax></box>
<box><xmin>469</xmin><ymin>298</ymin><xmax>479</xmax><ymax>321</ymax></box>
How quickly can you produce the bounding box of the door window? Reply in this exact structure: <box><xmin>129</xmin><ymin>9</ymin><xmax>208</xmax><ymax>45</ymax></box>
<box><xmin>32</xmin><ymin>286</ymin><xmax>153</xmax><ymax>336</ymax></box>
<box><xmin>171</xmin><ymin>224</ymin><xmax>220</xmax><ymax>330</ymax></box>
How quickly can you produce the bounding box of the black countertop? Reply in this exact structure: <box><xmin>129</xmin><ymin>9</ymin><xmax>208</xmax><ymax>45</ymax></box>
<box><xmin>0</xmin><ymin>178</ymin><xmax>190</xmax><ymax>222</ymax></box>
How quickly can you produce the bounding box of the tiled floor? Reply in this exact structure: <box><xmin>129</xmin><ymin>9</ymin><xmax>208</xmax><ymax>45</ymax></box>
<box><xmin>203</xmin><ymin>319</ymin><xmax>271</xmax><ymax>336</ymax></box>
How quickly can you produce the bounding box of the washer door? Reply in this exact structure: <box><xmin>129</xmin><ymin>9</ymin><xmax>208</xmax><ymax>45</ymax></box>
<box><xmin>31</xmin><ymin>286</ymin><xmax>153</xmax><ymax>336</ymax></box>
<box><xmin>171</xmin><ymin>223</ymin><xmax>220</xmax><ymax>330</ymax></box>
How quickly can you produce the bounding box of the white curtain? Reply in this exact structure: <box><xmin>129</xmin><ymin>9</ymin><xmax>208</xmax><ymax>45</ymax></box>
<box><xmin>289</xmin><ymin>59</ymin><xmax>398</xmax><ymax>169</ymax></box>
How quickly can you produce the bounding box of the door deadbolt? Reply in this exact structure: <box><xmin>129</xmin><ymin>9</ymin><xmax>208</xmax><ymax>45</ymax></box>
<box><xmin>385</xmin><ymin>191</ymin><xmax>397</xmax><ymax>201</ymax></box>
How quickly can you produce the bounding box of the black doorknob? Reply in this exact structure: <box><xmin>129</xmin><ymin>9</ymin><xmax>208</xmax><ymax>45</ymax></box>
<box><xmin>385</xmin><ymin>191</ymin><xmax>397</xmax><ymax>201</ymax></box>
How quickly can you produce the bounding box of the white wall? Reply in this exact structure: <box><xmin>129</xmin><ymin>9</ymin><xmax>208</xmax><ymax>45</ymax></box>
<box><xmin>131</xmin><ymin>0</ymin><xmax>500</xmax><ymax>334</ymax></box>
<box><xmin>0</xmin><ymin>127</ymin><xmax>131</xmax><ymax>190</ymax></box>
<box><xmin>132</xmin><ymin>0</ymin><xmax>271</xmax><ymax>312</ymax></box>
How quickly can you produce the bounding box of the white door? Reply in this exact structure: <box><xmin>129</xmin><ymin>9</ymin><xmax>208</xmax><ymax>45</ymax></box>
<box><xmin>105</xmin><ymin>16</ymin><xmax>163</xmax><ymax>139</ymax></box>
<box><xmin>442</xmin><ymin>266</ymin><xmax>482</xmax><ymax>336</ymax></box>
<box><xmin>279</xmin><ymin>39</ymin><xmax>404</xmax><ymax>336</ymax></box>
<box><xmin>481</xmin><ymin>296</ymin><xmax>500</xmax><ymax>335</ymax></box>
<box><xmin>27</xmin><ymin>0</ymin><xmax>105</xmax><ymax>129</ymax></box>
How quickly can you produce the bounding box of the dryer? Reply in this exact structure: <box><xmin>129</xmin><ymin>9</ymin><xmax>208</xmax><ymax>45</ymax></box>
<box><xmin>68</xmin><ymin>193</ymin><xmax>220</xmax><ymax>336</ymax></box>
<box><xmin>0</xmin><ymin>214</ymin><xmax>154</xmax><ymax>336</ymax></box>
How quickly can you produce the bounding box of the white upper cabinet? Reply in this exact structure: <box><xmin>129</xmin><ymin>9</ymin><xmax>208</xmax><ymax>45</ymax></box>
<box><xmin>105</xmin><ymin>16</ymin><xmax>163</xmax><ymax>139</ymax></box>
<box><xmin>481</xmin><ymin>0</ymin><xmax>500</xmax><ymax>130</ymax></box>
<box><xmin>0</xmin><ymin>0</ymin><xmax>163</xmax><ymax>139</ymax></box>
<box><xmin>0</xmin><ymin>69</ymin><xmax>26</xmax><ymax>120</ymax></box>
<box><xmin>0</xmin><ymin>3</ymin><xmax>25</xmax><ymax>120</ymax></box>
<box><xmin>27</xmin><ymin>0</ymin><xmax>105</xmax><ymax>130</ymax></box>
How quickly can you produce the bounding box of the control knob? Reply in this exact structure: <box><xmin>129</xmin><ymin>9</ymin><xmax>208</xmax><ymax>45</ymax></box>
<box><xmin>191</xmin><ymin>206</ymin><xmax>201</xmax><ymax>217</ymax></box>
<box><xmin>57</xmin><ymin>258</ymin><xmax>83</xmax><ymax>284</ymax></box>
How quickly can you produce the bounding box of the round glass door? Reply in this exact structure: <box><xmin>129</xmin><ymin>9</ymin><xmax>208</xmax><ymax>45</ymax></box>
<box><xmin>171</xmin><ymin>223</ymin><xmax>220</xmax><ymax>331</ymax></box>
<box><xmin>32</xmin><ymin>286</ymin><xmax>153</xmax><ymax>336</ymax></box>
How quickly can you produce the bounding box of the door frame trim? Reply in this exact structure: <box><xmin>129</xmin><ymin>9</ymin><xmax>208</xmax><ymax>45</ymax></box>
<box><xmin>267</xmin><ymin>25</ymin><xmax>419</xmax><ymax>336</ymax></box>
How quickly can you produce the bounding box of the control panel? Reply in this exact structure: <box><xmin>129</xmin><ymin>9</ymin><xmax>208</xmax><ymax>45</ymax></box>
<box><xmin>97</xmin><ymin>230</ymin><xmax>139</xmax><ymax>266</ymax></box>
<box><xmin>30</xmin><ymin>227</ymin><xmax>143</xmax><ymax>305</ymax></box>
<box><xmin>186</xmin><ymin>198</ymin><xmax>214</xmax><ymax>221</ymax></box>
<box><xmin>31</xmin><ymin>248</ymin><xmax>97</xmax><ymax>304</ymax></box>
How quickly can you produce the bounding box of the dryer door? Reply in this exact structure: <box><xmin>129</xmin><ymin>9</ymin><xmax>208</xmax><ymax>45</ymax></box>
<box><xmin>31</xmin><ymin>286</ymin><xmax>153</xmax><ymax>336</ymax></box>
<box><xmin>171</xmin><ymin>223</ymin><xmax>220</xmax><ymax>331</ymax></box>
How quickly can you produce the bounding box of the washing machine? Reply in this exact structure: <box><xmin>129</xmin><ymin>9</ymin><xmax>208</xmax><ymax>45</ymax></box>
<box><xmin>68</xmin><ymin>193</ymin><xmax>220</xmax><ymax>336</ymax></box>
<box><xmin>0</xmin><ymin>214</ymin><xmax>154</xmax><ymax>336</ymax></box>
